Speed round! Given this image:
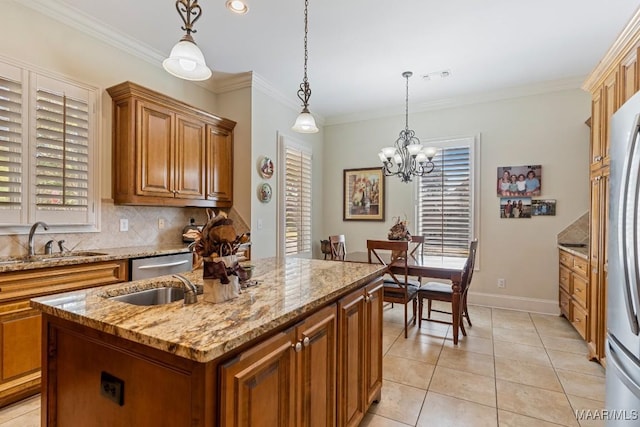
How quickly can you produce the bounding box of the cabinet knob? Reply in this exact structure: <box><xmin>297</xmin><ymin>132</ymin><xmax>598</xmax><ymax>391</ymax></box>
<box><xmin>302</xmin><ymin>337</ymin><xmax>310</xmax><ymax>347</ymax></box>
<box><xmin>293</xmin><ymin>342</ymin><xmax>303</xmax><ymax>352</ymax></box>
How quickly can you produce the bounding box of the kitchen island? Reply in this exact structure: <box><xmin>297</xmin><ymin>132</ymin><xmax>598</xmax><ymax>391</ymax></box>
<box><xmin>32</xmin><ymin>257</ymin><xmax>385</xmax><ymax>427</ymax></box>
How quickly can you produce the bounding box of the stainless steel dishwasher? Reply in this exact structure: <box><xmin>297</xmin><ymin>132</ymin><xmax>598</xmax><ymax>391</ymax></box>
<box><xmin>130</xmin><ymin>252</ymin><xmax>193</xmax><ymax>281</ymax></box>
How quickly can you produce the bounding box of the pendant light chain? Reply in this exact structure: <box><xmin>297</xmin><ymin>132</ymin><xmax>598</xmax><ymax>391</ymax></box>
<box><xmin>404</xmin><ymin>73</ymin><xmax>409</xmax><ymax>130</ymax></box>
<box><xmin>291</xmin><ymin>0</ymin><xmax>319</xmax><ymax>133</ymax></box>
<box><xmin>303</xmin><ymin>0</ymin><xmax>309</xmax><ymax>85</ymax></box>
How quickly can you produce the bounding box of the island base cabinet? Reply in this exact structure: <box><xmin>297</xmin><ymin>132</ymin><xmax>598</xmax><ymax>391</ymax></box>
<box><xmin>42</xmin><ymin>317</ymin><xmax>208</xmax><ymax>427</ymax></box>
<box><xmin>337</xmin><ymin>280</ymin><xmax>383</xmax><ymax>427</ymax></box>
<box><xmin>219</xmin><ymin>304</ymin><xmax>337</xmax><ymax>427</ymax></box>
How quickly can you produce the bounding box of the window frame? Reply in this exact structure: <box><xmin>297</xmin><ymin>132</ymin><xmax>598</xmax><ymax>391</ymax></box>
<box><xmin>277</xmin><ymin>132</ymin><xmax>313</xmax><ymax>258</ymax></box>
<box><xmin>0</xmin><ymin>58</ymin><xmax>100</xmax><ymax>235</ymax></box>
<box><xmin>414</xmin><ymin>135</ymin><xmax>480</xmax><ymax>258</ymax></box>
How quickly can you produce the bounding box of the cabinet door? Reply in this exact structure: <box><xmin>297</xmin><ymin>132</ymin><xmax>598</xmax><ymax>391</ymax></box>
<box><xmin>0</xmin><ymin>301</ymin><xmax>41</xmax><ymax>406</ymax></box>
<box><xmin>620</xmin><ymin>45</ymin><xmax>639</xmax><ymax>104</ymax></box>
<box><xmin>590</xmin><ymin>89</ymin><xmax>603</xmax><ymax>171</ymax></box>
<box><xmin>220</xmin><ymin>330</ymin><xmax>296</xmax><ymax>427</ymax></box>
<box><xmin>602</xmin><ymin>71</ymin><xmax>619</xmax><ymax>162</ymax></box>
<box><xmin>364</xmin><ymin>280</ymin><xmax>383</xmax><ymax>407</ymax></box>
<box><xmin>136</xmin><ymin>101</ymin><xmax>174</xmax><ymax>197</ymax></box>
<box><xmin>175</xmin><ymin>114</ymin><xmax>206</xmax><ymax>200</ymax></box>
<box><xmin>295</xmin><ymin>305</ymin><xmax>337</xmax><ymax>427</ymax></box>
<box><xmin>206</xmin><ymin>125</ymin><xmax>233</xmax><ymax>207</ymax></box>
<box><xmin>336</xmin><ymin>288</ymin><xmax>366</xmax><ymax>427</ymax></box>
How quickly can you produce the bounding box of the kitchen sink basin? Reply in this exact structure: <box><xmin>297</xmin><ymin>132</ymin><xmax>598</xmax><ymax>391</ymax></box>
<box><xmin>109</xmin><ymin>287</ymin><xmax>185</xmax><ymax>306</ymax></box>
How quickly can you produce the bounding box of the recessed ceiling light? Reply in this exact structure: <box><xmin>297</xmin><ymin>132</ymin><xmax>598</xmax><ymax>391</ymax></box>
<box><xmin>226</xmin><ymin>0</ymin><xmax>249</xmax><ymax>15</ymax></box>
<box><xmin>422</xmin><ymin>70</ymin><xmax>452</xmax><ymax>80</ymax></box>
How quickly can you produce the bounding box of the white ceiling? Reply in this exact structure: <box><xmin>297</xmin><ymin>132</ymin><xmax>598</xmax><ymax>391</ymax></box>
<box><xmin>25</xmin><ymin>0</ymin><xmax>640</xmax><ymax>124</ymax></box>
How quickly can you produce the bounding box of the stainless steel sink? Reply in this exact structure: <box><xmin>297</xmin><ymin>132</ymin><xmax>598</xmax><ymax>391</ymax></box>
<box><xmin>109</xmin><ymin>287</ymin><xmax>185</xmax><ymax>306</ymax></box>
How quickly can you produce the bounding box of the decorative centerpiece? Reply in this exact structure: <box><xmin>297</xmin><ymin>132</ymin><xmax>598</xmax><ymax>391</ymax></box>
<box><xmin>388</xmin><ymin>216</ymin><xmax>411</xmax><ymax>241</ymax></box>
<box><xmin>183</xmin><ymin>209</ymin><xmax>251</xmax><ymax>303</ymax></box>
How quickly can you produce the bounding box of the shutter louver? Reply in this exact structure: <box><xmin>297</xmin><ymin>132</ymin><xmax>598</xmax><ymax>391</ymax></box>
<box><xmin>35</xmin><ymin>88</ymin><xmax>89</xmax><ymax>212</ymax></box>
<box><xmin>0</xmin><ymin>75</ymin><xmax>23</xmax><ymax>215</ymax></box>
<box><xmin>418</xmin><ymin>144</ymin><xmax>472</xmax><ymax>256</ymax></box>
<box><xmin>284</xmin><ymin>146</ymin><xmax>312</xmax><ymax>256</ymax></box>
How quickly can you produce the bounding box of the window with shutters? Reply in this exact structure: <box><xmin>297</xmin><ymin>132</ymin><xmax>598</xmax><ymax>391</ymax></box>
<box><xmin>416</xmin><ymin>136</ymin><xmax>478</xmax><ymax>257</ymax></box>
<box><xmin>278</xmin><ymin>135</ymin><xmax>312</xmax><ymax>257</ymax></box>
<box><xmin>0</xmin><ymin>60</ymin><xmax>98</xmax><ymax>232</ymax></box>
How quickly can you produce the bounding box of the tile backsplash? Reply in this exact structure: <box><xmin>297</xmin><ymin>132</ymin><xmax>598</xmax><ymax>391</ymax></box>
<box><xmin>0</xmin><ymin>200</ymin><xmax>250</xmax><ymax>257</ymax></box>
<box><xmin>557</xmin><ymin>211</ymin><xmax>589</xmax><ymax>245</ymax></box>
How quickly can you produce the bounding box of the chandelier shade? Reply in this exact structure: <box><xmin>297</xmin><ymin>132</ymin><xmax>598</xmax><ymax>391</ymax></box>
<box><xmin>292</xmin><ymin>0</ymin><xmax>319</xmax><ymax>134</ymax></box>
<box><xmin>163</xmin><ymin>0</ymin><xmax>212</xmax><ymax>81</ymax></box>
<box><xmin>379</xmin><ymin>71</ymin><xmax>436</xmax><ymax>183</ymax></box>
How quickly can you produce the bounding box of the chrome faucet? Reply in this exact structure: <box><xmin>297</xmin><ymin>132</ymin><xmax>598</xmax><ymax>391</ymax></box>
<box><xmin>172</xmin><ymin>274</ymin><xmax>198</xmax><ymax>305</ymax></box>
<box><xmin>28</xmin><ymin>221</ymin><xmax>49</xmax><ymax>256</ymax></box>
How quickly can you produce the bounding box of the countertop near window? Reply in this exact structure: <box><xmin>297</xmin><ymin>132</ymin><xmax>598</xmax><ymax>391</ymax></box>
<box><xmin>31</xmin><ymin>258</ymin><xmax>385</xmax><ymax>363</ymax></box>
<box><xmin>0</xmin><ymin>244</ymin><xmax>191</xmax><ymax>273</ymax></box>
<box><xmin>557</xmin><ymin>243</ymin><xmax>589</xmax><ymax>259</ymax></box>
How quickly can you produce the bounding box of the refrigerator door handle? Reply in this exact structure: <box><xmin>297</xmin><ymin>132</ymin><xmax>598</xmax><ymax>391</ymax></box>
<box><xmin>607</xmin><ymin>334</ymin><xmax>640</xmax><ymax>399</ymax></box>
<box><xmin>618</xmin><ymin>120</ymin><xmax>640</xmax><ymax>335</ymax></box>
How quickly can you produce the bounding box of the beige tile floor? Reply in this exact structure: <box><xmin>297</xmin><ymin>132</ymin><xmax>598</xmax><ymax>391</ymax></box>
<box><xmin>0</xmin><ymin>304</ymin><xmax>606</xmax><ymax>427</ymax></box>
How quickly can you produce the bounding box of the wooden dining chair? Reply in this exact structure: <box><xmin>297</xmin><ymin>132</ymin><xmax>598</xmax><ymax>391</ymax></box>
<box><xmin>329</xmin><ymin>234</ymin><xmax>346</xmax><ymax>260</ymax></box>
<box><xmin>417</xmin><ymin>240</ymin><xmax>478</xmax><ymax>337</ymax></box>
<box><xmin>367</xmin><ymin>239</ymin><xmax>420</xmax><ymax>338</ymax></box>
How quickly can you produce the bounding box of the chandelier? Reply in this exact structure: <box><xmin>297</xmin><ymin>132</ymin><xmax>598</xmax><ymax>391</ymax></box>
<box><xmin>163</xmin><ymin>0</ymin><xmax>212</xmax><ymax>81</ymax></box>
<box><xmin>291</xmin><ymin>0</ymin><xmax>319</xmax><ymax>133</ymax></box>
<box><xmin>378</xmin><ymin>71</ymin><xmax>436</xmax><ymax>183</ymax></box>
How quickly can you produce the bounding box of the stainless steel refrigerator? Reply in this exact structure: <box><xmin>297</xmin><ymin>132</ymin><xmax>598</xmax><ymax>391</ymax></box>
<box><xmin>607</xmin><ymin>91</ymin><xmax>640</xmax><ymax>425</ymax></box>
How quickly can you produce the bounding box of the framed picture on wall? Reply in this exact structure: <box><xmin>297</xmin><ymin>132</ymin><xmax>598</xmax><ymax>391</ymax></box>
<box><xmin>500</xmin><ymin>197</ymin><xmax>532</xmax><ymax>218</ymax></box>
<box><xmin>343</xmin><ymin>167</ymin><xmax>385</xmax><ymax>221</ymax></box>
<box><xmin>532</xmin><ymin>199</ymin><xmax>556</xmax><ymax>216</ymax></box>
<box><xmin>497</xmin><ymin>165</ymin><xmax>542</xmax><ymax>197</ymax></box>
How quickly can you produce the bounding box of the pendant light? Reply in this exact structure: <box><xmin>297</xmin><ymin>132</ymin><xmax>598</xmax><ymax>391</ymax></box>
<box><xmin>378</xmin><ymin>71</ymin><xmax>437</xmax><ymax>183</ymax></box>
<box><xmin>163</xmin><ymin>0</ymin><xmax>212</xmax><ymax>81</ymax></box>
<box><xmin>292</xmin><ymin>0</ymin><xmax>319</xmax><ymax>134</ymax></box>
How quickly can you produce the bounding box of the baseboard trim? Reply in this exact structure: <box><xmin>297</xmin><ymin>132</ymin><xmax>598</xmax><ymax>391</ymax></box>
<box><xmin>468</xmin><ymin>291</ymin><xmax>560</xmax><ymax>315</ymax></box>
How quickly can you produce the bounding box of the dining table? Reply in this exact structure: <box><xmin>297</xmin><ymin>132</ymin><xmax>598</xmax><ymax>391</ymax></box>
<box><xmin>344</xmin><ymin>248</ymin><xmax>468</xmax><ymax>344</ymax></box>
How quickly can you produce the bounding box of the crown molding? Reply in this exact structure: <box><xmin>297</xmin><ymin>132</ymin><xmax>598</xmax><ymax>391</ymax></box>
<box><xmin>325</xmin><ymin>76</ymin><xmax>586</xmax><ymax>126</ymax></box>
<box><xmin>582</xmin><ymin>5</ymin><xmax>640</xmax><ymax>92</ymax></box>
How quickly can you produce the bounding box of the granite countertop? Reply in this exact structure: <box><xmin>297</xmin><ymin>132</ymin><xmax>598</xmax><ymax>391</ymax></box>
<box><xmin>31</xmin><ymin>257</ymin><xmax>385</xmax><ymax>363</ymax></box>
<box><xmin>557</xmin><ymin>243</ymin><xmax>589</xmax><ymax>259</ymax></box>
<box><xmin>0</xmin><ymin>244</ymin><xmax>191</xmax><ymax>273</ymax></box>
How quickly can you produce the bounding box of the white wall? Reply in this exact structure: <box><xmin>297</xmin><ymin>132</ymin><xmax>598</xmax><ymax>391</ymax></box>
<box><xmin>250</xmin><ymin>88</ymin><xmax>324</xmax><ymax>259</ymax></box>
<box><xmin>323</xmin><ymin>89</ymin><xmax>591</xmax><ymax>313</ymax></box>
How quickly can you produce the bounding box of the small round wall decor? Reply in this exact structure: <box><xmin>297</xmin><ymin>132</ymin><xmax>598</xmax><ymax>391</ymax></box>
<box><xmin>258</xmin><ymin>183</ymin><xmax>272</xmax><ymax>203</ymax></box>
<box><xmin>259</xmin><ymin>156</ymin><xmax>274</xmax><ymax>179</ymax></box>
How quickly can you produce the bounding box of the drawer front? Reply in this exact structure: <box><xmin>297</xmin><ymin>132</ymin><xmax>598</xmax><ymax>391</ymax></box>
<box><xmin>559</xmin><ymin>265</ymin><xmax>571</xmax><ymax>293</ymax></box>
<box><xmin>570</xmin><ymin>301</ymin><xmax>588</xmax><ymax>339</ymax></box>
<box><xmin>559</xmin><ymin>289</ymin><xmax>570</xmax><ymax>319</ymax></box>
<box><xmin>572</xmin><ymin>257</ymin><xmax>589</xmax><ymax>278</ymax></box>
<box><xmin>572</xmin><ymin>274</ymin><xmax>588</xmax><ymax>309</ymax></box>
<box><xmin>559</xmin><ymin>250</ymin><xmax>572</xmax><ymax>267</ymax></box>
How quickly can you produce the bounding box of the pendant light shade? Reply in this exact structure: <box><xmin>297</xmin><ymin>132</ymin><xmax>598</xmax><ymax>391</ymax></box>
<box><xmin>163</xmin><ymin>1</ymin><xmax>212</xmax><ymax>81</ymax></box>
<box><xmin>292</xmin><ymin>0</ymin><xmax>319</xmax><ymax>134</ymax></box>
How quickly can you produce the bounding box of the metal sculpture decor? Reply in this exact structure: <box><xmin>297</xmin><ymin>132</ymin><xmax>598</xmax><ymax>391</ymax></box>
<box><xmin>378</xmin><ymin>71</ymin><xmax>437</xmax><ymax>183</ymax></box>
<box><xmin>291</xmin><ymin>0</ymin><xmax>319</xmax><ymax>133</ymax></box>
<box><xmin>163</xmin><ymin>0</ymin><xmax>212</xmax><ymax>81</ymax></box>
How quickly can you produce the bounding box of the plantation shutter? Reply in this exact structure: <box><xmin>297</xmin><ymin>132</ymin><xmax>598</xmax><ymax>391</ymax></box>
<box><xmin>284</xmin><ymin>145</ymin><xmax>312</xmax><ymax>256</ymax></box>
<box><xmin>417</xmin><ymin>143</ymin><xmax>472</xmax><ymax>256</ymax></box>
<box><xmin>0</xmin><ymin>63</ymin><xmax>26</xmax><ymax>224</ymax></box>
<box><xmin>33</xmin><ymin>75</ymin><xmax>93</xmax><ymax>225</ymax></box>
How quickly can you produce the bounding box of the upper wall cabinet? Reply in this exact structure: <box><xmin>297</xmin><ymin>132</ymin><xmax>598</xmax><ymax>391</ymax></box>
<box><xmin>107</xmin><ymin>82</ymin><xmax>236</xmax><ymax>208</ymax></box>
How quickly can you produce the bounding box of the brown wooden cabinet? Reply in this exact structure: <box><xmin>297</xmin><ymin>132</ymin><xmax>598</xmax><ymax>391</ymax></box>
<box><xmin>558</xmin><ymin>249</ymin><xmax>590</xmax><ymax>340</ymax></box>
<box><xmin>336</xmin><ymin>281</ymin><xmax>383</xmax><ymax>427</ymax></box>
<box><xmin>583</xmin><ymin>13</ymin><xmax>640</xmax><ymax>364</ymax></box>
<box><xmin>220</xmin><ymin>304</ymin><xmax>337</xmax><ymax>427</ymax></box>
<box><xmin>0</xmin><ymin>260</ymin><xmax>127</xmax><ymax>408</ymax></box>
<box><xmin>107</xmin><ymin>81</ymin><xmax>236</xmax><ymax>208</ymax></box>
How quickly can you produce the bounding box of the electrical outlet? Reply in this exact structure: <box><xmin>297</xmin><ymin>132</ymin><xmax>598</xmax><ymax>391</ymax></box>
<box><xmin>158</xmin><ymin>218</ymin><xmax>165</xmax><ymax>229</ymax></box>
<box><xmin>119</xmin><ymin>218</ymin><xmax>128</xmax><ymax>232</ymax></box>
<box><xmin>100</xmin><ymin>371</ymin><xmax>124</xmax><ymax>406</ymax></box>
<box><xmin>497</xmin><ymin>278</ymin><xmax>506</xmax><ymax>288</ymax></box>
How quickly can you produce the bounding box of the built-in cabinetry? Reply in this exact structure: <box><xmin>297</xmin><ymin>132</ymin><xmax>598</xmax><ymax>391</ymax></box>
<box><xmin>41</xmin><ymin>276</ymin><xmax>383</xmax><ymax>426</ymax></box>
<box><xmin>107</xmin><ymin>82</ymin><xmax>236</xmax><ymax>208</ymax></box>
<box><xmin>0</xmin><ymin>261</ymin><xmax>127</xmax><ymax>407</ymax></box>
<box><xmin>582</xmin><ymin>9</ymin><xmax>640</xmax><ymax>364</ymax></box>
<box><xmin>558</xmin><ymin>249</ymin><xmax>590</xmax><ymax>339</ymax></box>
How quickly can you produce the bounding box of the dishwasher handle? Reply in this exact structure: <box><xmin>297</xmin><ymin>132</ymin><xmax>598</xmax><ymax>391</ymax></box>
<box><xmin>136</xmin><ymin>260</ymin><xmax>190</xmax><ymax>270</ymax></box>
